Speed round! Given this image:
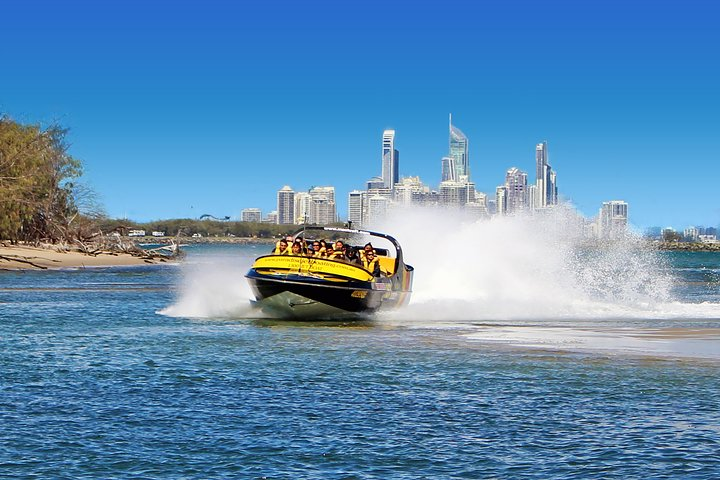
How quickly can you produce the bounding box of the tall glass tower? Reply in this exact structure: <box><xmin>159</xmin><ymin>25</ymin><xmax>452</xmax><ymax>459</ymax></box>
<box><xmin>449</xmin><ymin>114</ymin><xmax>469</xmax><ymax>180</ymax></box>
<box><xmin>382</xmin><ymin>130</ymin><xmax>399</xmax><ymax>190</ymax></box>
<box><xmin>535</xmin><ymin>141</ymin><xmax>557</xmax><ymax>208</ymax></box>
<box><xmin>441</xmin><ymin>156</ymin><xmax>456</xmax><ymax>182</ymax></box>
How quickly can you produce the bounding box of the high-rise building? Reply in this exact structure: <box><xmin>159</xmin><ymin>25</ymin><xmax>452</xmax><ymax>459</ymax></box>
<box><xmin>382</xmin><ymin>130</ymin><xmax>399</xmax><ymax>191</ymax></box>
<box><xmin>348</xmin><ymin>190</ymin><xmax>365</xmax><ymax>227</ymax></box>
<box><xmin>366</xmin><ymin>176</ymin><xmax>385</xmax><ymax>190</ymax></box>
<box><xmin>684</xmin><ymin>226</ymin><xmax>700</xmax><ymax>241</ymax></box>
<box><xmin>527</xmin><ymin>184</ymin><xmax>538</xmax><ymax>211</ymax></box>
<box><xmin>439</xmin><ymin>180</ymin><xmax>474</xmax><ymax>206</ymax></box>
<box><xmin>276</xmin><ymin>186</ymin><xmax>295</xmax><ymax>224</ymax></box>
<box><xmin>449</xmin><ymin>114</ymin><xmax>469</xmax><ymax>180</ymax></box>
<box><xmin>310</xmin><ymin>198</ymin><xmax>335</xmax><ymax>225</ymax></box>
<box><xmin>393</xmin><ymin>176</ymin><xmax>431</xmax><ymax>205</ymax></box>
<box><xmin>294</xmin><ymin>192</ymin><xmax>312</xmax><ymax>225</ymax></box>
<box><xmin>441</xmin><ymin>156</ymin><xmax>456</xmax><ymax>182</ymax></box>
<box><xmin>495</xmin><ymin>186</ymin><xmax>508</xmax><ymax>216</ymax></box>
<box><xmin>309</xmin><ymin>186</ymin><xmax>336</xmax><ymax>205</ymax></box>
<box><xmin>535</xmin><ymin>141</ymin><xmax>558</xmax><ymax>209</ymax></box>
<box><xmin>366</xmin><ymin>194</ymin><xmax>390</xmax><ymax>226</ymax></box>
<box><xmin>505</xmin><ymin>167</ymin><xmax>529</xmax><ymax>214</ymax></box>
<box><xmin>240</xmin><ymin>208</ymin><xmax>262</xmax><ymax>223</ymax></box>
<box><xmin>308</xmin><ymin>186</ymin><xmax>337</xmax><ymax>225</ymax></box>
<box><xmin>549</xmin><ymin>171</ymin><xmax>557</xmax><ymax>205</ymax></box>
<box><xmin>598</xmin><ymin>200</ymin><xmax>628</xmax><ymax>239</ymax></box>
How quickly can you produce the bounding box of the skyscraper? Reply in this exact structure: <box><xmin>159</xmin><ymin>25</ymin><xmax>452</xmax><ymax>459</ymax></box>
<box><xmin>441</xmin><ymin>156</ymin><xmax>456</xmax><ymax>182</ymax></box>
<box><xmin>348</xmin><ymin>190</ymin><xmax>364</xmax><ymax>227</ymax></box>
<box><xmin>367</xmin><ymin>194</ymin><xmax>390</xmax><ymax>226</ymax></box>
<box><xmin>294</xmin><ymin>192</ymin><xmax>312</xmax><ymax>224</ymax></box>
<box><xmin>505</xmin><ymin>167</ymin><xmax>529</xmax><ymax>214</ymax></box>
<box><xmin>535</xmin><ymin>141</ymin><xmax>557</xmax><ymax>208</ymax></box>
<box><xmin>382</xmin><ymin>130</ymin><xmax>399</xmax><ymax>190</ymax></box>
<box><xmin>308</xmin><ymin>186</ymin><xmax>337</xmax><ymax>225</ymax></box>
<box><xmin>495</xmin><ymin>186</ymin><xmax>508</xmax><ymax>216</ymax></box>
<box><xmin>439</xmin><ymin>180</ymin><xmax>474</xmax><ymax>206</ymax></box>
<box><xmin>276</xmin><ymin>185</ymin><xmax>295</xmax><ymax>224</ymax></box>
<box><xmin>449</xmin><ymin>114</ymin><xmax>469</xmax><ymax>180</ymax></box>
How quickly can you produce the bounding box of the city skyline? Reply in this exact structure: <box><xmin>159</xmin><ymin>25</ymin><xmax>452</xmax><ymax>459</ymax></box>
<box><xmin>250</xmin><ymin>123</ymin><xmax>714</xmax><ymax>232</ymax></box>
<box><xmin>1</xmin><ymin>1</ymin><xmax>718</xmax><ymax>230</ymax></box>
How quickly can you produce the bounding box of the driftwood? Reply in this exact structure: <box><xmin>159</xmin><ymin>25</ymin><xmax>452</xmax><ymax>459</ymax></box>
<box><xmin>1</xmin><ymin>233</ymin><xmax>184</xmax><ymax>270</ymax></box>
<box><xmin>0</xmin><ymin>254</ymin><xmax>56</xmax><ymax>269</ymax></box>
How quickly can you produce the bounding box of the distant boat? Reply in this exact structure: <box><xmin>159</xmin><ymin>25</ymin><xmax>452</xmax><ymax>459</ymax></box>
<box><xmin>245</xmin><ymin>226</ymin><xmax>414</xmax><ymax>319</ymax></box>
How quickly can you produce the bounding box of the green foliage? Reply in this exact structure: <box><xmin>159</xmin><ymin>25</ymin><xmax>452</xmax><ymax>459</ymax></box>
<box><xmin>0</xmin><ymin>116</ymin><xmax>83</xmax><ymax>241</ymax></box>
<box><xmin>95</xmin><ymin>218</ymin><xmax>300</xmax><ymax>238</ymax></box>
<box><xmin>94</xmin><ymin>218</ymin><xmax>348</xmax><ymax>239</ymax></box>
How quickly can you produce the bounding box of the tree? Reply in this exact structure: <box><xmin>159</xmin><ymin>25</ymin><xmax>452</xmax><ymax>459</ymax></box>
<box><xmin>0</xmin><ymin>116</ymin><xmax>83</xmax><ymax>242</ymax></box>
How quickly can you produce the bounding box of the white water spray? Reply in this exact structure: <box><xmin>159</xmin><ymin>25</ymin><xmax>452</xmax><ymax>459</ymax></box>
<box><xmin>162</xmin><ymin>205</ymin><xmax>718</xmax><ymax>324</ymax></box>
<box><xmin>370</xmin><ymin>204</ymin><xmax>716</xmax><ymax>322</ymax></box>
<box><xmin>159</xmin><ymin>250</ymin><xmax>260</xmax><ymax>319</ymax></box>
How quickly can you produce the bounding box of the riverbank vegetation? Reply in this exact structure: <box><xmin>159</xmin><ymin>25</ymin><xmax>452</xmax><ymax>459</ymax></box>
<box><xmin>0</xmin><ymin>116</ymin><xmax>176</xmax><ymax>262</ymax></box>
<box><xmin>0</xmin><ymin>115</ymin><xmax>102</xmax><ymax>243</ymax></box>
<box><xmin>94</xmin><ymin>218</ymin><xmax>346</xmax><ymax>240</ymax></box>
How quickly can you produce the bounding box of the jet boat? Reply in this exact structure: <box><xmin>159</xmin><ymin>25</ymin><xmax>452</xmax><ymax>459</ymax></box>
<box><xmin>245</xmin><ymin>226</ymin><xmax>413</xmax><ymax>319</ymax></box>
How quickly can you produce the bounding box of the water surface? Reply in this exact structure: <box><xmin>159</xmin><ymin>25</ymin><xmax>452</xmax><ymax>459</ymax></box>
<box><xmin>1</xmin><ymin>246</ymin><xmax>719</xmax><ymax>478</ymax></box>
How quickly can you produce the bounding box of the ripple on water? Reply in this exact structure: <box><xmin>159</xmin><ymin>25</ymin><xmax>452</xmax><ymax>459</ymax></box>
<box><xmin>1</xmin><ymin>257</ymin><xmax>720</xmax><ymax>478</ymax></box>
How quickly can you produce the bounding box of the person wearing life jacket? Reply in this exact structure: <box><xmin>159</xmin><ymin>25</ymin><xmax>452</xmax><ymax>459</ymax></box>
<box><xmin>313</xmin><ymin>239</ymin><xmax>327</xmax><ymax>257</ymax></box>
<box><xmin>362</xmin><ymin>249</ymin><xmax>382</xmax><ymax>277</ymax></box>
<box><xmin>327</xmin><ymin>240</ymin><xmax>345</xmax><ymax>260</ymax></box>
<box><xmin>360</xmin><ymin>242</ymin><xmax>375</xmax><ymax>262</ymax></box>
<box><xmin>274</xmin><ymin>239</ymin><xmax>290</xmax><ymax>255</ymax></box>
<box><xmin>289</xmin><ymin>242</ymin><xmax>303</xmax><ymax>256</ymax></box>
<box><xmin>310</xmin><ymin>240</ymin><xmax>323</xmax><ymax>257</ymax></box>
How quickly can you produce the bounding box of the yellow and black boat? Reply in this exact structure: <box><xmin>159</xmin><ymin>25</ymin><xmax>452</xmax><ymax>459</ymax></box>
<box><xmin>246</xmin><ymin>226</ymin><xmax>413</xmax><ymax>319</ymax></box>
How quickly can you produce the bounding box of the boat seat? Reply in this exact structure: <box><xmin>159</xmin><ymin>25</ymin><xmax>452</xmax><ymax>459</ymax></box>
<box><xmin>377</xmin><ymin>256</ymin><xmax>397</xmax><ymax>275</ymax></box>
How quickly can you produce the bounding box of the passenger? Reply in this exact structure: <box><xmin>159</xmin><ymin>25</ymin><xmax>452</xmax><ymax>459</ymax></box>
<box><xmin>289</xmin><ymin>242</ymin><xmax>303</xmax><ymax>256</ymax></box>
<box><xmin>344</xmin><ymin>246</ymin><xmax>362</xmax><ymax>265</ymax></box>
<box><xmin>327</xmin><ymin>240</ymin><xmax>345</xmax><ymax>260</ymax></box>
<box><xmin>318</xmin><ymin>239</ymin><xmax>328</xmax><ymax>257</ymax></box>
<box><xmin>274</xmin><ymin>239</ymin><xmax>290</xmax><ymax>255</ymax></box>
<box><xmin>361</xmin><ymin>249</ymin><xmax>382</xmax><ymax>277</ymax></box>
<box><xmin>311</xmin><ymin>240</ymin><xmax>323</xmax><ymax>257</ymax></box>
<box><xmin>293</xmin><ymin>237</ymin><xmax>309</xmax><ymax>253</ymax></box>
<box><xmin>360</xmin><ymin>242</ymin><xmax>375</xmax><ymax>261</ymax></box>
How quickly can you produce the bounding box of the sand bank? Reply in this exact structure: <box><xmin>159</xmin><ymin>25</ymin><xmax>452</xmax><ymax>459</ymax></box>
<box><xmin>0</xmin><ymin>244</ymin><xmax>171</xmax><ymax>270</ymax></box>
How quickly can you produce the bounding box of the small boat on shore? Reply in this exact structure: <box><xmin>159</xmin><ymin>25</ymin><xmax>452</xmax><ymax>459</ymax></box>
<box><xmin>245</xmin><ymin>226</ymin><xmax>414</xmax><ymax>319</ymax></box>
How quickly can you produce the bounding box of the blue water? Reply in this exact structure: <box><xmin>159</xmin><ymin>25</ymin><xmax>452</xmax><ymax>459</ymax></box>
<box><xmin>1</xmin><ymin>246</ymin><xmax>719</xmax><ymax>478</ymax></box>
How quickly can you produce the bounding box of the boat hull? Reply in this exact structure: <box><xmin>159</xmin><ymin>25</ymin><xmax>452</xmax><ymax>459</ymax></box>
<box><xmin>246</xmin><ymin>272</ymin><xmax>391</xmax><ymax>319</ymax></box>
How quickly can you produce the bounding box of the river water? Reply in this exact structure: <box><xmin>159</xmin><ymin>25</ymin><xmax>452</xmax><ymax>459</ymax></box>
<box><xmin>1</xmin><ymin>240</ymin><xmax>719</xmax><ymax>478</ymax></box>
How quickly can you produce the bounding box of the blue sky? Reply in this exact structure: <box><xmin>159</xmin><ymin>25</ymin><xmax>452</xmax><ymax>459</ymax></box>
<box><xmin>2</xmin><ymin>0</ymin><xmax>718</xmax><ymax>229</ymax></box>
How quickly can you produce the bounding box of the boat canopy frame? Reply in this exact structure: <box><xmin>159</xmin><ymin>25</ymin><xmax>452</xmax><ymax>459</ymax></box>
<box><xmin>290</xmin><ymin>225</ymin><xmax>409</xmax><ymax>272</ymax></box>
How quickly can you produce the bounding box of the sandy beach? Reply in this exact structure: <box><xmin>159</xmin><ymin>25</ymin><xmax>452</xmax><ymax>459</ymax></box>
<box><xmin>0</xmin><ymin>244</ymin><xmax>170</xmax><ymax>270</ymax></box>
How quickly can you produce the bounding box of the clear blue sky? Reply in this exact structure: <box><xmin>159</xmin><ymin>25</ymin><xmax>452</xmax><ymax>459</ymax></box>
<box><xmin>2</xmin><ymin>0</ymin><xmax>718</xmax><ymax>229</ymax></box>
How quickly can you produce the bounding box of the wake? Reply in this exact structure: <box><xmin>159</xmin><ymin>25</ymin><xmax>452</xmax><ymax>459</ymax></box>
<box><xmin>161</xmin><ymin>204</ymin><xmax>720</xmax><ymax>323</ymax></box>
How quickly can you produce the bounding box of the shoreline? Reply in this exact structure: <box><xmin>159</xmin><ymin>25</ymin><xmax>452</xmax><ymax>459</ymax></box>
<box><xmin>0</xmin><ymin>244</ymin><xmax>174</xmax><ymax>271</ymax></box>
<box><xmin>139</xmin><ymin>236</ymin><xmax>720</xmax><ymax>252</ymax></box>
